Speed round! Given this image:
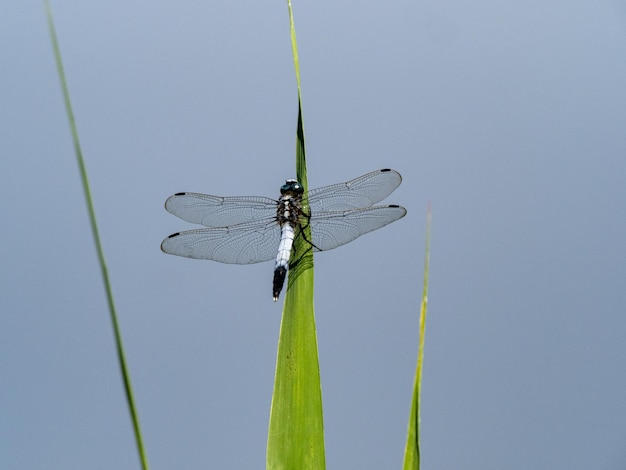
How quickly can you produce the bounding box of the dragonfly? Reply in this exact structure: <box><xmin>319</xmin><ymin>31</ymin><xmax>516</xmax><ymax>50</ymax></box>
<box><xmin>161</xmin><ymin>168</ymin><xmax>406</xmax><ymax>301</ymax></box>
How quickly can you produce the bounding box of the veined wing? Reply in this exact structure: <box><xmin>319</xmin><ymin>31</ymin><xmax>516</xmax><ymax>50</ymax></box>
<box><xmin>308</xmin><ymin>205</ymin><xmax>407</xmax><ymax>252</ymax></box>
<box><xmin>161</xmin><ymin>218</ymin><xmax>281</xmax><ymax>264</ymax></box>
<box><xmin>165</xmin><ymin>193</ymin><xmax>278</xmax><ymax>227</ymax></box>
<box><xmin>307</xmin><ymin>169</ymin><xmax>402</xmax><ymax>212</ymax></box>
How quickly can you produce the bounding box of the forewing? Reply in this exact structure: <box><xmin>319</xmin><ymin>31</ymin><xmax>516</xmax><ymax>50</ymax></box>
<box><xmin>161</xmin><ymin>218</ymin><xmax>281</xmax><ymax>264</ymax></box>
<box><xmin>309</xmin><ymin>205</ymin><xmax>407</xmax><ymax>252</ymax></box>
<box><xmin>307</xmin><ymin>169</ymin><xmax>402</xmax><ymax>212</ymax></box>
<box><xmin>165</xmin><ymin>193</ymin><xmax>278</xmax><ymax>227</ymax></box>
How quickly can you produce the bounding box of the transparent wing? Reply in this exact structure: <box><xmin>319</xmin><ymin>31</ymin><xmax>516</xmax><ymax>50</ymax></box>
<box><xmin>165</xmin><ymin>192</ymin><xmax>278</xmax><ymax>227</ymax></box>
<box><xmin>309</xmin><ymin>205</ymin><xmax>407</xmax><ymax>252</ymax></box>
<box><xmin>161</xmin><ymin>218</ymin><xmax>281</xmax><ymax>264</ymax></box>
<box><xmin>307</xmin><ymin>169</ymin><xmax>402</xmax><ymax>212</ymax></box>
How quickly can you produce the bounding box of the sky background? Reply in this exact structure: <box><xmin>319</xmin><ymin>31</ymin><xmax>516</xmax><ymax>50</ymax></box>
<box><xmin>2</xmin><ymin>1</ymin><xmax>626</xmax><ymax>469</ymax></box>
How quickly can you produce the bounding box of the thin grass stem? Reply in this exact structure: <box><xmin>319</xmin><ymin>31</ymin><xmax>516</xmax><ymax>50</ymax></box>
<box><xmin>44</xmin><ymin>3</ymin><xmax>149</xmax><ymax>468</ymax></box>
<box><xmin>403</xmin><ymin>204</ymin><xmax>432</xmax><ymax>470</ymax></box>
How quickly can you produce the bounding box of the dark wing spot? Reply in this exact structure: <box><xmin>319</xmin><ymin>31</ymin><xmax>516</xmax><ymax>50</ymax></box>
<box><xmin>174</xmin><ymin>192</ymin><xmax>186</xmax><ymax>196</ymax></box>
<box><xmin>168</xmin><ymin>232</ymin><xmax>181</xmax><ymax>238</ymax></box>
<box><xmin>381</xmin><ymin>168</ymin><xmax>391</xmax><ymax>172</ymax></box>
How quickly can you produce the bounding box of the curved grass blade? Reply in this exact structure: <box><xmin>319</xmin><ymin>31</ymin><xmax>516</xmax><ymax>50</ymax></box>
<box><xmin>44</xmin><ymin>3</ymin><xmax>149</xmax><ymax>469</ymax></box>
<box><xmin>403</xmin><ymin>205</ymin><xmax>431</xmax><ymax>470</ymax></box>
<box><xmin>266</xmin><ymin>2</ymin><xmax>325</xmax><ymax>468</ymax></box>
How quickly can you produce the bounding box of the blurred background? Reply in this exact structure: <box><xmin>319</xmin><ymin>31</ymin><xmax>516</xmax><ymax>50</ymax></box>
<box><xmin>2</xmin><ymin>1</ymin><xmax>625</xmax><ymax>468</ymax></box>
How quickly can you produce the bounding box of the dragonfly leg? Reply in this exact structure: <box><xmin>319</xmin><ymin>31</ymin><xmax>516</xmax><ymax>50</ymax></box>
<box><xmin>297</xmin><ymin>213</ymin><xmax>323</xmax><ymax>252</ymax></box>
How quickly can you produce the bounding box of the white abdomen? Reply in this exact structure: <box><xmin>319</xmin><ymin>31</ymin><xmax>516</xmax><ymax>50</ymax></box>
<box><xmin>272</xmin><ymin>224</ymin><xmax>295</xmax><ymax>301</ymax></box>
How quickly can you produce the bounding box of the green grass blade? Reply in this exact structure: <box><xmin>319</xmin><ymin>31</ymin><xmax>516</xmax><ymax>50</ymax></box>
<box><xmin>266</xmin><ymin>238</ymin><xmax>323</xmax><ymax>469</ymax></box>
<box><xmin>287</xmin><ymin>0</ymin><xmax>303</xmax><ymax>105</ymax></box>
<box><xmin>266</xmin><ymin>3</ymin><xmax>325</xmax><ymax>468</ymax></box>
<box><xmin>403</xmin><ymin>205</ymin><xmax>432</xmax><ymax>470</ymax></box>
<box><xmin>44</xmin><ymin>3</ymin><xmax>149</xmax><ymax>469</ymax></box>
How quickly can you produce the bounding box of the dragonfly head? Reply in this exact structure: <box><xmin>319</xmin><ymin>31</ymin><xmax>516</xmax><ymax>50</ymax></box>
<box><xmin>280</xmin><ymin>179</ymin><xmax>304</xmax><ymax>196</ymax></box>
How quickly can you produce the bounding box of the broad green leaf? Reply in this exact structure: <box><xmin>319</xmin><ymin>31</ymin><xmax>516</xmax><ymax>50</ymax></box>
<box><xmin>267</xmin><ymin>3</ymin><xmax>325</xmax><ymax>468</ymax></box>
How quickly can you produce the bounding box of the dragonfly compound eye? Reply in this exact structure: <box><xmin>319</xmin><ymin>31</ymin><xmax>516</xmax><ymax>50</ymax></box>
<box><xmin>280</xmin><ymin>180</ymin><xmax>303</xmax><ymax>195</ymax></box>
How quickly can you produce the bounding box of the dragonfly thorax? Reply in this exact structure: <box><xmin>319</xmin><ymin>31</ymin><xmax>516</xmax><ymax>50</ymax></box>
<box><xmin>276</xmin><ymin>193</ymin><xmax>303</xmax><ymax>227</ymax></box>
<box><xmin>277</xmin><ymin>179</ymin><xmax>305</xmax><ymax>227</ymax></box>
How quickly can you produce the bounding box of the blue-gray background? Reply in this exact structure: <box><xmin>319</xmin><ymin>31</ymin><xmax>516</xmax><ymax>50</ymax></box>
<box><xmin>2</xmin><ymin>1</ymin><xmax>625</xmax><ymax>469</ymax></box>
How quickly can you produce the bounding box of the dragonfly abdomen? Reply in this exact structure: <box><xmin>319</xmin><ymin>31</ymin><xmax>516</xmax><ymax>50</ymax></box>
<box><xmin>272</xmin><ymin>195</ymin><xmax>302</xmax><ymax>301</ymax></box>
<box><xmin>273</xmin><ymin>224</ymin><xmax>295</xmax><ymax>301</ymax></box>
